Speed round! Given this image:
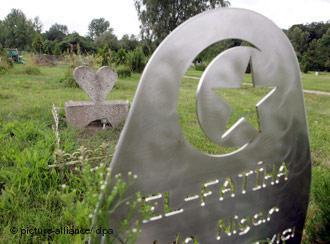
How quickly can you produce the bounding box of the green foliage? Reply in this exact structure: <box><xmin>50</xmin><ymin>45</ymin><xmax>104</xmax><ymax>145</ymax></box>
<box><xmin>134</xmin><ymin>0</ymin><xmax>230</xmax><ymax>43</ymax></box>
<box><xmin>287</xmin><ymin>22</ymin><xmax>330</xmax><ymax>72</ymax></box>
<box><xmin>0</xmin><ymin>65</ymin><xmax>8</xmax><ymax>75</ymax></box>
<box><xmin>0</xmin><ymin>49</ymin><xmax>14</xmax><ymax>74</ymax></box>
<box><xmin>120</xmin><ymin>34</ymin><xmax>139</xmax><ymax>51</ymax></box>
<box><xmin>21</xmin><ymin>65</ymin><xmax>42</xmax><ymax>75</ymax></box>
<box><xmin>88</xmin><ymin>18</ymin><xmax>110</xmax><ymax>39</ymax></box>
<box><xmin>1</xmin><ymin>9</ymin><xmax>36</xmax><ymax>50</ymax></box>
<box><xmin>115</xmin><ymin>48</ymin><xmax>128</xmax><ymax>65</ymax></box>
<box><xmin>116</xmin><ymin>65</ymin><xmax>132</xmax><ymax>78</ymax></box>
<box><xmin>60</xmin><ymin>54</ymin><xmax>99</xmax><ymax>88</ymax></box>
<box><xmin>97</xmin><ymin>46</ymin><xmax>113</xmax><ymax>67</ymax></box>
<box><xmin>32</xmin><ymin>16</ymin><xmax>43</xmax><ymax>33</ymax></box>
<box><xmin>41</xmin><ymin>39</ymin><xmax>55</xmax><ymax>54</ymax></box>
<box><xmin>95</xmin><ymin>30</ymin><xmax>120</xmax><ymax>51</ymax></box>
<box><xmin>91</xmin><ymin>175</ymin><xmax>144</xmax><ymax>243</ymax></box>
<box><xmin>60</xmin><ymin>32</ymin><xmax>96</xmax><ymax>54</ymax></box>
<box><xmin>0</xmin><ymin>61</ymin><xmax>330</xmax><ymax>242</ymax></box>
<box><xmin>0</xmin><ymin>118</ymin><xmax>112</xmax><ymax>243</ymax></box>
<box><xmin>195</xmin><ymin>63</ymin><xmax>207</xmax><ymax>71</ymax></box>
<box><xmin>287</xmin><ymin>26</ymin><xmax>309</xmax><ymax>61</ymax></box>
<box><xmin>128</xmin><ymin>47</ymin><xmax>146</xmax><ymax>73</ymax></box>
<box><xmin>45</xmin><ymin>23</ymin><xmax>68</xmax><ymax>41</ymax></box>
<box><xmin>60</xmin><ymin>67</ymin><xmax>77</xmax><ymax>88</ymax></box>
<box><xmin>301</xmin><ymin>62</ymin><xmax>309</xmax><ymax>74</ymax></box>
<box><xmin>32</xmin><ymin>34</ymin><xmax>44</xmax><ymax>54</ymax></box>
<box><xmin>304</xmin><ymin>167</ymin><xmax>330</xmax><ymax>243</ymax></box>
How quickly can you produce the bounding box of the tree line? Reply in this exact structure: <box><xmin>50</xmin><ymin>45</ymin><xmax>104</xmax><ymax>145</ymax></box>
<box><xmin>0</xmin><ymin>9</ymin><xmax>141</xmax><ymax>55</ymax></box>
<box><xmin>286</xmin><ymin>22</ymin><xmax>330</xmax><ymax>72</ymax></box>
<box><xmin>0</xmin><ymin>1</ymin><xmax>329</xmax><ymax>72</ymax></box>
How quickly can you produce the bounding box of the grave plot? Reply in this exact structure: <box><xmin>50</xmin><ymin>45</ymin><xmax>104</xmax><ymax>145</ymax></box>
<box><xmin>65</xmin><ymin>66</ymin><xmax>129</xmax><ymax>129</ymax></box>
<box><xmin>91</xmin><ymin>8</ymin><xmax>311</xmax><ymax>244</ymax></box>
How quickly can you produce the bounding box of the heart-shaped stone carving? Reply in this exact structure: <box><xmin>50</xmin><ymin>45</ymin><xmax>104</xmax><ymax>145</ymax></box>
<box><xmin>73</xmin><ymin>66</ymin><xmax>117</xmax><ymax>103</ymax></box>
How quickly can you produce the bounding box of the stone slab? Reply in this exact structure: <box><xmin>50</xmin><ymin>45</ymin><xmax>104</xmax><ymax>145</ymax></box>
<box><xmin>65</xmin><ymin>100</ymin><xmax>129</xmax><ymax>128</ymax></box>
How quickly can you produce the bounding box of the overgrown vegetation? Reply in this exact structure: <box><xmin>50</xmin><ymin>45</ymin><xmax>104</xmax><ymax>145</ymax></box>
<box><xmin>0</xmin><ymin>59</ymin><xmax>329</xmax><ymax>243</ymax></box>
<box><xmin>116</xmin><ymin>65</ymin><xmax>132</xmax><ymax>78</ymax></box>
<box><xmin>0</xmin><ymin>6</ymin><xmax>328</xmax><ymax>72</ymax></box>
<box><xmin>303</xmin><ymin>167</ymin><xmax>330</xmax><ymax>243</ymax></box>
<box><xmin>0</xmin><ymin>2</ymin><xmax>329</xmax><ymax>242</ymax></box>
<box><xmin>0</xmin><ymin>48</ymin><xmax>13</xmax><ymax>75</ymax></box>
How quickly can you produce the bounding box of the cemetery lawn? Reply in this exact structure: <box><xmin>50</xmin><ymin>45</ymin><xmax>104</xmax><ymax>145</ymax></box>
<box><xmin>0</xmin><ymin>62</ymin><xmax>329</xmax><ymax>243</ymax></box>
<box><xmin>186</xmin><ymin>69</ymin><xmax>330</xmax><ymax>93</ymax></box>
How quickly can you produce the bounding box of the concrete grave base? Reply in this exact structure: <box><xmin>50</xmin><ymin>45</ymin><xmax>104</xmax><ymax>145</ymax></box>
<box><xmin>65</xmin><ymin>100</ymin><xmax>129</xmax><ymax>128</ymax></box>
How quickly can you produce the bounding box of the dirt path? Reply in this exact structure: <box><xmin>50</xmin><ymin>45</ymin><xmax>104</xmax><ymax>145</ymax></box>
<box><xmin>183</xmin><ymin>76</ymin><xmax>330</xmax><ymax>96</ymax></box>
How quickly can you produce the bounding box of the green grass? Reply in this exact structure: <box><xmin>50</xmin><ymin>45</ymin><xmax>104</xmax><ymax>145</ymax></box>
<box><xmin>0</xmin><ymin>62</ymin><xmax>329</xmax><ymax>243</ymax></box>
<box><xmin>186</xmin><ymin>68</ymin><xmax>330</xmax><ymax>92</ymax></box>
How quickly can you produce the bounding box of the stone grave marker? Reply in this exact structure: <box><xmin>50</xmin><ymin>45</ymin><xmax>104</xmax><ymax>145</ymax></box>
<box><xmin>65</xmin><ymin>66</ymin><xmax>129</xmax><ymax>128</ymax></box>
<box><xmin>93</xmin><ymin>8</ymin><xmax>311</xmax><ymax>243</ymax></box>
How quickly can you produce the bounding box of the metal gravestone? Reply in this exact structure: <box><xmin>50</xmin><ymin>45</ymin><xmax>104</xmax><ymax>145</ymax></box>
<box><xmin>94</xmin><ymin>8</ymin><xmax>311</xmax><ymax>243</ymax></box>
<box><xmin>65</xmin><ymin>66</ymin><xmax>129</xmax><ymax>128</ymax></box>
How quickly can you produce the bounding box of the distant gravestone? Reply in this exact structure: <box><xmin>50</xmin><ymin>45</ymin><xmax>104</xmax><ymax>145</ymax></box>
<box><xmin>65</xmin><ymin>66</ymin><xmax>128</xmax><ymax>128</ymax></box>
<box><xmin>93</xmin><ymin>9</ymin><xmax>311</xmax><ymax>243</ymax></box>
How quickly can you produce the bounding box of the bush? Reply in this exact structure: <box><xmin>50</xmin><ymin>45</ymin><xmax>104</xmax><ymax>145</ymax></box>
<box><xmin>115</xmin><ymin>48</ymin><xmax>128</xmax><ymax>65</ymax></box>
<box><xmin>0</xmin><ymin>49</ymin><xmax>14</xmax><ymax>75</ymax></box>
<box><xmin>31</xmin><ymin>54</ymin><xmax>57</xmax><ymax>66</ymax></box>
<box><xmin>22</xmin><ymin>66</ymin><xmax>42</xmax><ymax>75</ymax></box>
<box><xmin>116</xmin><ymin>65</ymin><xmax>131</xmax><ymax>78</ymax></box>
<box><xmin>195</xmin><ymin>63</ymin><xmax>207</xmax><ymax>71</ymax></box>
<box><xmin>59</xmin><ymin>67</ymin><xmax>78</xmax><ymax>88</ymax></box>
<box><xmin>97</xmin><ymin>46</ymin><xmax>112</xmax><ymax>66</ymax></box>
<box><xmin>128</xmin><ymin>47</ymin><xmax>146</xmax><ymax>73</ymax></box>
<box><xmin>0</xmin><ymin>65</ymin><xmax>8</xmax><ymax>75</ymax></box>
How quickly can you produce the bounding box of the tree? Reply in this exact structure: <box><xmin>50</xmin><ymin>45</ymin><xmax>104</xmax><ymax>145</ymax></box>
<box><xmin>88</xmin><ymin>18</ymin><xmax>110</xmax><ymax>39</ymax></box>
<box><xmin>317</xmin><ymin>29</ymin><xmax>330</xmax><ymax>71</ymax></box>
<box><xmin>60</xmin><ymin>32</ymin><xmax>96</xmax><ymax>54</ymax></box>
<box><xmin>45</xmin><ymin>23</ymin><xmax>68</xmax><ymax>41</ymax></box>
<box><xmin>134</xmin><ymin>0</ymin><xmax>230</xmax><ymax>44</ymax></box>
<box><xmin>128</xmin><ymin>47</ymin><xmax>146</xmax><ymax>72</ymax></box>
<box><xmin>32</xmin><ymin>34</ymin><xmax>44</xmax><ymax>54</ymax></box>
<box><xmin>0</xmin><ymin>20</ymin><xmax>5</xmax><ymax>48</ymax></box>
<box><xmin>33</xmin><ymin>16</ymin><xmax>43</xmax><ymax>33</ymax></box>
<box><xmin>287</xmin><ymin>26</ymin><xmax>309</xmax><ymax>61</ymax></box>
<box><xmin>2</xmin><ymin>9</ymin><xmax>35</xmax><ymax>50</ymax></box>
<box><xmin>115</xmin><ymin>48</ymin><xmax>128</xmax><ymax>65</ymax></box>
<box><xmin>286</xmin><ymin>22</ymin><xmax>330</xmax><ymax>72</ymax></box>
<box><xmin>95</xmin><ymin>30</ymin><xmax>119</xmax><ymax>51</ymax></box>
<box><xmin>301</xmin><ymin>39</ymin><xmax>320</xmax><ymax>72</ymax></box>
<box><xmin>120</xmin><ymin>34</ymin><xmax>139</xmax><ymax>51</ymax></box>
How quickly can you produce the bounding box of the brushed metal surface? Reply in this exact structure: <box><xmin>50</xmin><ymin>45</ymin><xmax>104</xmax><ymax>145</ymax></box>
<box><xmin>94</xmin><ymin>8</ymin><xmax>311</xmax><ymax>244</ymax></box>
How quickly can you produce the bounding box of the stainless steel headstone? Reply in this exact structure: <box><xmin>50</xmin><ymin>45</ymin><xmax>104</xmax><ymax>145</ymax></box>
<box><xmin>94</xmin><ymin>8</ymin><xmax>311</xmax><ymax>243</ymax></box>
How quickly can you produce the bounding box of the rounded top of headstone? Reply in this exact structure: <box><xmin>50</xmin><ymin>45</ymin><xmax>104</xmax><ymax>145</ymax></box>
<box><xmin>73</xmin><ymin>66</ymin><xmax>118</xmax><ymax>103</ymax></box>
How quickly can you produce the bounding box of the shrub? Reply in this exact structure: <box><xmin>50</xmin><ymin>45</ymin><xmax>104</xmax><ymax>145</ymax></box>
<box><xmin>115</xmin><ymin>48</ymin><xmax>128</xmax><ymax>65</ymax></box>
<box><xmin>128</xmin><ymin>47</ymin><xmax>146</xmax><ymax>73</ymax></box>
<box><xmin>0</xmin><ymin>49</ymin><xmax>14</xmax><ymax>75</ymax></box>
<box><xmin>301</xmin><ymin>63</ymin><xmax>309</xmax><ymax>73</ymax></box>
<box><xmin>195</xmin><ymin>63</ymin><xmax>207</xmax><ymax>71</ymax></box>
<box><xmin>97</xmin><ymin>46</ymin><xmax>112</xmax><ymax>66</ymax></box>
<box><xmin>31</xmin><ymin>54</ymin><xmax>56</xmax><ymax>66</ymax></box>
<box><xmin>22</xmin><ymin>66</ymin><xmax>42</xmax><ymax>75</ymax></box>
<box><xmin>116</xmin><ymin>65</ymin><xmax>132</xmax><ymax>78</ymax></box>
<box><xmin>59</xmin><ymin>67</ymin><xmax>78</xmax><ymax>88</ymax></box>
<box><xmin>0</xmin><ymin>65</ymin><xmax>8</xmax><ymax>75</ymax></box>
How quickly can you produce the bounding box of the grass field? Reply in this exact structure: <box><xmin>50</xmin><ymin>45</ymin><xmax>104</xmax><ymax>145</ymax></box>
<box><xmin>0</xmin><ymin>61</ymin><xmax>329</xmax><ymax>243</ymax></box>
<box><xmin>186</xmin><ymin>69</ymin><xmax>330</xmax><ymax>93</ymax></box>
